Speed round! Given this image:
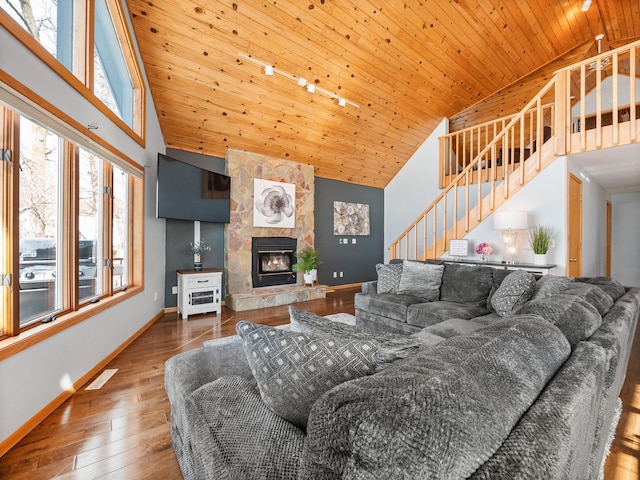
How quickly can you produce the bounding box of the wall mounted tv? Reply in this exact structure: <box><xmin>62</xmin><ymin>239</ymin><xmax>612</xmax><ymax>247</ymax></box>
<box><xmin>156</xmin><ymin>153</ymin><xmax>231</xmax><ymax>223</ymax></box>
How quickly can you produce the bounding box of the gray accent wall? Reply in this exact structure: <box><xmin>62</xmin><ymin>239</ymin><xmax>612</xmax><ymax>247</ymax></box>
<box><xmin>314</xmin><ymin>177</ymin><xmax>384</xmax><ymax>286</ymax></box>
<box><xmin>164</xmin><ymin>149</ymin><xmax>226</xmax><ymax>307</ymax></box>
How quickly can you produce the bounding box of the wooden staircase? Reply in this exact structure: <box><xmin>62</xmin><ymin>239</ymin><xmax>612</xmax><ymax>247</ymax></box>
<box><xmin>390</xmin><ymin>40</ymin><xmax>639</xmax><ymax>261</ymax></box>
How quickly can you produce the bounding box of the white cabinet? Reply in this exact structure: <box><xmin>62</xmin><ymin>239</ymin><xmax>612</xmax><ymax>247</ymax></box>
<box><xmin>177</xmin><ymin>269</ymin><xmax>222</xmax><ymax>319</ymax></box>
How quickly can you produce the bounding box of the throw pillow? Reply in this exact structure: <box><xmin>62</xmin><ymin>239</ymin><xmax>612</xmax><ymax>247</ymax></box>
<box><xmin>289</xmin><ymin>306</ymin><xmax>420</xmax><ymax>368</ymax></box>
<box><xmin>397</xmin><ymin>260</ymin><xmax>444</xmax><ymax>301</ymax></box>
<box><xmin>236</xmin><ymin>320</ymin><xmax>379</xmax><ymax>429</ymax></box>
<box><xmin>491</xmin><ymin>270</ymin><xmax>536</xmax><ymax>316</ymax></box>
<box><xmin>531</xmin><ymin>275</ymin><xmax>574</xmax><ymax>301</ymax></box>
<box><xmin>375</xmin><ymin>263</ymin><xmax>403</xmax><ymax>294</ymax></box>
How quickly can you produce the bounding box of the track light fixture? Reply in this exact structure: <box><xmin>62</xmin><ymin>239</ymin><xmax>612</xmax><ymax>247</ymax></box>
<box><xmin>581</xmin><ymin>0</ymin><xmax>592</xmax><ymax>11</ymax></box>
<box><xmin>238</xmin><ymin>52</ymin><xmax>360</xmax><ymax>109</ymax></box>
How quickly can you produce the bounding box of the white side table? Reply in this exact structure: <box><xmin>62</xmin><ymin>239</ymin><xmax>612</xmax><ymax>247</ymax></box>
<box><xmin>177</xmin><ymin>269</ymin><xmax>222</xmax><ymax>319</ymax></box>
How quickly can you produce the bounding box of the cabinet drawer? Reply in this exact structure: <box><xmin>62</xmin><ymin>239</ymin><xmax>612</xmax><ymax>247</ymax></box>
<box><xmin>186</xmin><ymin>275</ymin><xmax>220</xmax><ymax>288</ymax></box>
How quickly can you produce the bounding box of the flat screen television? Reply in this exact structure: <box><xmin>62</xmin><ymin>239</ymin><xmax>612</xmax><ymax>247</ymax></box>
<box><xmin>156</xmin><ymin>153</ymin><xmax>231</xmax><ymax>223</ymax></box>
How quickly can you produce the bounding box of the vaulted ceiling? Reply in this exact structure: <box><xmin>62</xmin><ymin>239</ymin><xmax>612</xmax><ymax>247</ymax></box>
<box><xmin>126</xmin><ymin>0</ymin><xmax>640</xmax><ymax>188</ymax></box>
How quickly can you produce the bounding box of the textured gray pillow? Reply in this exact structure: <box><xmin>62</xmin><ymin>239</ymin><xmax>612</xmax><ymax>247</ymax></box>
<box><xmin>236</xmin><ymin>321</ymin><xmax>378</xmax><ymax>429</ymax></box>
<box><xmin>531</xmin><ymin>275</ymin><xmax>574</xmax><ymax>301</ymax></box>
<box><xmin>491</xmin><ymin>270</ymin><xmax>536</xmax><ymax>316</ymax></box>
<box><xmin>289</xmin><ymin>306</ymin><xmax>420</xmax><ymax>368</ymax></box>
<box><xmin>397</xmin><ymin>260</ymin><xmax>444</xmax><ymax>301</ymax></box>
<box><xmin>375</xmin><ymin>263</ymin><xmax>403</xmax><ymax>294</ymax></box>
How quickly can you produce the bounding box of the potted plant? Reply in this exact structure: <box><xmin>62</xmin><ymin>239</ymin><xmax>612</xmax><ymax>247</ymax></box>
<box><xmin>292</xmin><ymin>246</ymin><xmax>322</xmax><ymax>285</ymax></box>
<box><xmin>190</xmin><ymin>240</ymin><xmax>212</xmax><ymax>271</ymax></box>
<box><xmin>528</xmin><ymin>226</ymin><xmax>553</xmax><ymax>265</ymax></box>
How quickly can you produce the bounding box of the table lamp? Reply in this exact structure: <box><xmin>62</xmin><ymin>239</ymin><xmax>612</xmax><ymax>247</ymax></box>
<box><xmin>493</xmin><ymin>211</ymin><xmax>528</xmax><ymax>264</ymax></box>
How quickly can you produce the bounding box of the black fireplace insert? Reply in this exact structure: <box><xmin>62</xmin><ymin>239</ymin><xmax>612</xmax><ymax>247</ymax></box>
<box><xmin>252</xmin><ymin>237</ymin><xmax>297</xmax><ymax>288</ymax></box>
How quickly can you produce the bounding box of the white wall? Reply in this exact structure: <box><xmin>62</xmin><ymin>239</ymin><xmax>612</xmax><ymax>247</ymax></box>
<box><xmin>567</xmin><ymin>160</ymin><xmax>608</xmax><ymax>277</ymax></box>
<box><xmin>384</xmin><ymin>118</ymin><xmax>447</xmax><ymax>261</ymax></box>
<box><xmin>0</xmin><ymin>8</ymin><xmax>166</xmax><ymax>446</ymax></box>
<box><xmin>572</xmin><ymin>75</ymin><xmax>640</xmax><ymax>119</ymax></box>
<box><xmin>611</xmin><ymin>192</ymin><xmax>640</xmax><ymax>286</ymax></box>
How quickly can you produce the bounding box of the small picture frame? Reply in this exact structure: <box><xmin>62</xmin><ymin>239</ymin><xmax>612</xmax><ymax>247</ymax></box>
<box><xmin>449</xmin><ymin>239</ymin><xmax>468</xmax><ymax>257</ymax></box>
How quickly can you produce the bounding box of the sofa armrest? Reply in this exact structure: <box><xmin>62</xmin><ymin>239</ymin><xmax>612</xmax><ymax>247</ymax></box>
<box><xmin>361</xmin><ymin>280</ymin><xmax>378</xmax><ymax>295</ymax></box>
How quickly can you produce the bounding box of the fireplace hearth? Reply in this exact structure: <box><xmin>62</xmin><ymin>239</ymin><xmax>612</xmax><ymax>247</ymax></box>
<box><xmin>252</xmin><ymin>237</ymin><xmax>297</xmax><ymax>288</ymax></box>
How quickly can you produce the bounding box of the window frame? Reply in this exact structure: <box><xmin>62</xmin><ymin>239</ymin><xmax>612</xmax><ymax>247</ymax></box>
<box><xmin>0</xmin><ymin>0</ymin><xmax>146</xmax><ymax>144</ymax></box>
<box><xmin>0</xmin><ymin>69</ymin><xmax>144</xmax><ymax>358</ymax></box>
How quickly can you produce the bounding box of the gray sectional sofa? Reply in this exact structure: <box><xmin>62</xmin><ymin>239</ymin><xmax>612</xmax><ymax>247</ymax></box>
<box><xmin>165</xmin><ymin>261</ymin><xmax>639</xmax><ymax>479</ymax></box>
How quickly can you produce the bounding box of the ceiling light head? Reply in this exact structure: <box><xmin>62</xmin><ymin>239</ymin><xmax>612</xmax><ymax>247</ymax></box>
<box><xmin>264</xmin><ymin>65</ymin><xmax>274</xmax><ymax>76</ymax></box>
<box><xmin>595</xmin><ymin>33</ymin><xmax>605</xmax><ymax>41</ymax></box>
<box><xmin>581</xmin><ymin>0</ymin><xmax>592</xmax><ymax>11</ymax></box>
<box><xmin>338</xmin><ymin>98</ymin><xmax>346</xmax><ymax>107</ymax></box>
<box><xmin>297</xmin><ymin>77</ymin><xmax>307</xmax><ymax>87</ymax></box>
<box><xmin>306</xmin><ymin>84</ymin><xmax>315</xmax><ymax>93</ymax></box>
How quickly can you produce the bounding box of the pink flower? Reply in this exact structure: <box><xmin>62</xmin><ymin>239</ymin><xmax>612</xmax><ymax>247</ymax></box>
<box><xmin>475</xmin><ymin>243</ymin><xmax>494</xmax><ymax>255</ymax></box>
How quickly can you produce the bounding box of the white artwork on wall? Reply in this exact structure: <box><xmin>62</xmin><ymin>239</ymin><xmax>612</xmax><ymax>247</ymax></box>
<box><xmin>254</xmin><ymin>178</ymin><xmax>295</xmax><ymax>228</ymax></box>
<box><xmin>334</xmin><ymin>201</ymin><xmax>370</xmax><ymax>235</ymax></box>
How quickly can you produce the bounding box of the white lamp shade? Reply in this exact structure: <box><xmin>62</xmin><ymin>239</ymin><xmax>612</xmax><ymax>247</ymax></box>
<box><xmin>493</xmin><ymin>211</ymin><xmax>528</xmax><ymax>230</ymax></box>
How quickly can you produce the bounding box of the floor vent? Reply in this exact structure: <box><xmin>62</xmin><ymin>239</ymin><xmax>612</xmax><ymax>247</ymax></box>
<box><xmin>85</xmin><ymin>369</ymin><xmax>118</xmax><ymax>390</ymax></box>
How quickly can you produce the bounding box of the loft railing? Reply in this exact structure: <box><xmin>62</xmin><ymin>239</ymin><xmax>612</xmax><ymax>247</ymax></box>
<box><xmin>390</xmin><ymin>39</ymin><xmax>640</xmax><ymax>261</ymax></box>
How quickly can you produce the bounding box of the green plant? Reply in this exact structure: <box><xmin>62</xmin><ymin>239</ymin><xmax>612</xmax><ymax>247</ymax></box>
<box><xmin>528</xmin><ymin>226</ymin><xmax>554</xmax><ymax>254</ymax></box>
<box><xmin>292</xmin><ymin>246</ymin><xmax>322</xmax><ymax>273</ymax></box>
<box><xmin>190</xmin><ymin>240</ymin><xmax>212</xmax><ymax>256</ymax></box>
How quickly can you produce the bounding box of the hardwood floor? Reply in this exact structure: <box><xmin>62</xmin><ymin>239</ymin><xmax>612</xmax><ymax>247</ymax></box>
<box><xmin>0</xmin><ymin>286</ymin><xmax>638</xmax><ymax>479</ymax></box>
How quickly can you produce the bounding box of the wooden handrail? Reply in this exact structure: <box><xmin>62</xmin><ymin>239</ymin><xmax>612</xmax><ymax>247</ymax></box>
<box><xmin>390</xmin><ymin>39</ymin><xmax>640</xmax><ymax>261</ymax></box>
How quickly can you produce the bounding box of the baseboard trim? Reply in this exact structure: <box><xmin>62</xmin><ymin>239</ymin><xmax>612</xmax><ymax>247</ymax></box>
<box><xmin>0</xmin><ymin>309</ymin><xmax>164</xmax><ymax>458</ymax></box>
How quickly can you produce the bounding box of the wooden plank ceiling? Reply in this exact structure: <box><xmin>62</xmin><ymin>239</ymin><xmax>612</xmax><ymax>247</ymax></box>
<box><xmin>126</xmin><ymin>0</ymin><xmax>640</xmax><ymax>188</ymax></box>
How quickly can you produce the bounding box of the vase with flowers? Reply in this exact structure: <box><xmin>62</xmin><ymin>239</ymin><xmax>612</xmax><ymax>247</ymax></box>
<box><xmin>190</xmin><ymin>240</ymin><xmax>212</xmax><ymax>271</ymax></box>
<box><xmin>475</xmin><ymin>242</ymin><xmax>494</xmax><ymax>263</ymax></box>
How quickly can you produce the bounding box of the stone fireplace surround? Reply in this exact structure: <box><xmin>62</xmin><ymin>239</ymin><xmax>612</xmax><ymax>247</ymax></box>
<box><xmin>224</xmin><ymin>149</ymin><xmax>325</xmax><ymax>310</ymax></box>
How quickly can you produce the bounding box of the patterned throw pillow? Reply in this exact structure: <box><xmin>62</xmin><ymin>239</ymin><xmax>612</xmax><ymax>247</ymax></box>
<box><xmin>491</xmin><ymin>270</ymin><xmax>536</xmax><ymax>316</ymax></box>
<box><xmin>236</xmin><ymin>321</ymin><xmax>379</xmax><ymax>429</ymax></box>
<box><xmin>397</xmin><ymin>260</ymin><xmax>445</xmax><ymax>301</ymax></box>
<box><xmin>375</xmin><ymin>263</ymin><xmax>403</xmax><ymax>294</ymax></box>
<box><xmin>288</xmin><ymin>306</ymin><xmax>420</xmax><ymax>369</ymax></box>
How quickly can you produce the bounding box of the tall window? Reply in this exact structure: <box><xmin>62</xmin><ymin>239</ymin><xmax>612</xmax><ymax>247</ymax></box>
<box><xmin>18</xmin><ymin>117</ymin><xmax>62</xmax><ymax>326</ymax></box>
<box><xmin>112</xmin><ymin>166</ymin><xmax>128</xmax><ymax>289</ymax></box>
<box><xmin>1</xmin><ymin>0</ymin><xmax>145</xmax><ymax>137</ymax></box>
<box><xmin>1</xmin><ymin>0</ymin><xmax>74</xmax><ymax>71</ymax></box>
<box><xmin>78</xmin><ymin>148</ymin><xmax>103</xmax><ymax>303</ymax></box>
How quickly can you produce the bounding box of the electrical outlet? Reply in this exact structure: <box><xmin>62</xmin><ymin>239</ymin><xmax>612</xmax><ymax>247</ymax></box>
<box><xmin>172</xmin><ymin>286</ymin><xmax>178</xmax><ymax>294</ymax></box>
<box><xmin>549</xmin><ymin>239</ymin><xmax>555</xmax><ymax>248</ymax></box>
<box><xmin>154</xmin><ymin>292</ymin><xmax>158</xmax><ymax>301</ymax></box>
<box><xmin>339</xmin><ymin>271</ymin><xmax>344</xmax><ymax>278</ymax></box>
<box><xmin>333</xmin><ymin>272</ymin><xmax>337</xmax><ymax>278</ymax></box>
<box><xmin>352</xmin><ymin>238</ymin><xmax>356</xmax><ymax>244</ymax></box>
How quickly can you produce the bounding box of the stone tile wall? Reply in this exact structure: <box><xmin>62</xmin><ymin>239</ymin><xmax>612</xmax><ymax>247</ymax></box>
<box><xmin>225</xmin><ymin>149</ymin><xmax>315</xmax><ymax>294</ymax></box>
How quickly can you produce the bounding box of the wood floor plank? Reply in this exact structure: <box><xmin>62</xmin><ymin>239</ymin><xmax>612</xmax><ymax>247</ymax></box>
<box><xmin>0</xmin><ymin>287</ymin><xmax>638</xmax><ymax>479</ymax></box>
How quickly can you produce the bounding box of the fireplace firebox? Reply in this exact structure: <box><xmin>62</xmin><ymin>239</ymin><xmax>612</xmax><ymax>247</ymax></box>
<box><xmin>252</xmin><ymin>237</ymin><xmax>297</xmax><ymax>288</ymax></box>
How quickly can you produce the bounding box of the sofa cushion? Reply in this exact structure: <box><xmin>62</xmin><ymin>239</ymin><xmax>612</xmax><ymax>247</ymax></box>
<box><xmin>289</xmin><ymin>306</ymin><xmax>420</xmax><ymax>366</ymax></box>
<box><xmin>560</xmin><ymin>282</ymin><xmax>614</xmax><ymax>316</ymax></box>
<box><xmin>491</xmin><ymin>270</ymin><xmax>536</xmax><ymax>316</ymax></box>
<box><xmin>406</xmin><ymin>301</ymin><xmax>490</xmax><ymax>328</ymax></box>
<box><xmin>236</xmin><ymin>321</ymin><xmax>379</xmax><ymax>429</ymax></box>
<box><xmin>440</xmin><ymin>263</ymin><xmax>494</xmax><ymax>306</ymax></box>
<box><xmin>397</xmin><ymin>260</ymin><xmax>445</xmax><ymax>301</ymax></box>
<box><xmin>469</xmin><ymin>341</ymin><xmax>607</xmax><ymax>480</ymax></box>
<box><xmin>375</xmin><ymin>263</ymin><xmax>403</xmax><ymax>294</ymax></box>
<box><xmin>421</xmin><ymin>317</ymin><xmax>487</xmax><ymax>339</ymax></box>
<box><xmin>354</xmin><ymin>292</ymin><xmax>424</xmax><ymax>323</ymax></box>
<box><xmin>516</xmin><ymin>295</ymin><xmax>602</xmax><ymax>347</ymax></box>
<box><xmin>531</xmin><ymin>275</ymin><xmax>574</xmax><ymax>301</ymax></box>
<box><xmin>577</xmin><ymin>276</ymin><xmax>627</xmax><ymax>302</ymax></box>
<box><xmin>186</xmin><ymin>376</ymin><xmax>305</xmax><ymax>480</ymax></box>
<box><xmin>299</xmin><ymin>316</ymin><xmax>570</xmax><ymax>479</ymax></box>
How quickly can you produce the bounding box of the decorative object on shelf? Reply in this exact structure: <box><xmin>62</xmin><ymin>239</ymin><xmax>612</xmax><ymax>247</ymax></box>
<box><xmin>493</xmin><ymin>211</ymin><xmax>528</xmax><ymax>264</ymax></box>
<box><xmin>449</xmin><ymin>239</ymin><xmax>469</xmax><ymax>258</ymax></box>
<box><xmin>475</xmin><ymin>243</ymin><xmax>494</xmax><ymax>262</ymax></box>
<box><xmin>529</xmin><ymin>225</ymin><xmax>554</xmax><ymax>265</ymax></box>
<box><xmin>190</xmin><ymin>239</ymin><xmax>212</xmax><ymax>271</ymax></box>
<box><xmin>333</xmin><ymin>201</ymin><xmax>370</xmax><ymax>235</ymax></box>
<box><xmin>254</xmin><ymin>178</ymin><xmax>296</xmax><ymax>228</ymax></box>
<box><xmin>292</xmin><ymin>246</ymin><xmax>322</xmax><ymax>285</ymax></box>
